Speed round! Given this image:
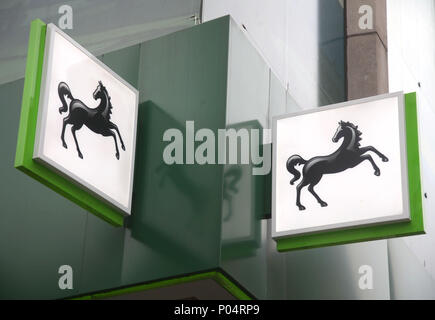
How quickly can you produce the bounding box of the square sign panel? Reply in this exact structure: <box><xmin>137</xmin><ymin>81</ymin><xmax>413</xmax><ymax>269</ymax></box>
<box><xmin>34</xmin><ymin>23</ymin><xmax>138</xmax><ymax>215</ymax></box>
<box><xmin>272</xmin><ymin>92</ymin><xmax>424</xmax><ymax>251</ymax></box>
<box><xmin>15</xmin><ymin>20</ymin><xmax>138</xmax><ymax>225</ymax></box>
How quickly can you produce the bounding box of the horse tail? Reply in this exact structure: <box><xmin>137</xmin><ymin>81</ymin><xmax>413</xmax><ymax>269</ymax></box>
<box><xmin>286</xmin><ymin>155</ymin><xmax>307</xmax><ymax>185</ymax></box>
<box><xmin>58</xmin><ymin>82</ymin><xmax>73</xmax><ymax>114</ymax></box>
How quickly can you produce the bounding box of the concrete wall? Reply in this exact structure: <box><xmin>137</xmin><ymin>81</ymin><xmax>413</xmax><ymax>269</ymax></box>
<box><xmin>346</xmin><ymin>0</ymin><xmax>389</xmax><ymax>99</ymax></box>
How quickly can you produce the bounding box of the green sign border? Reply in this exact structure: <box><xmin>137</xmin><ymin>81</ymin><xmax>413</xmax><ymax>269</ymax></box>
<box><xmin>276</xmin><ymin>92</ymin><xmax>424</xmax><ymax>252</ymax></box>
<box><xmin>71</xmin><ymin>269</ymin><xmax>253</xmax><ymax>300</ymax></box>
<box><xmin>14</xmin><ymin>19</ymin><xmax>124</xmax><ymax>226</ymax></box>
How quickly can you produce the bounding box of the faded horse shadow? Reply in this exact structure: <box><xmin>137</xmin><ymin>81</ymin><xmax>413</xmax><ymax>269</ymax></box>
<box><xmin>58</xmin><ymin>81</ymin><xmax>125</xmax><ymax>160</ymax></box>
<box><xmin>287</xmin><ymin>121</ymin><xmax>389</xmax><ymax>211</ymax></box>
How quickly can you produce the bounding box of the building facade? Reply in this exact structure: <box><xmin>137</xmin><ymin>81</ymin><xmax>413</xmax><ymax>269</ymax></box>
<box><xmin>0</xmin><ymin>0</ymin><xmax>434</xmax><ymax>299</ymax></box>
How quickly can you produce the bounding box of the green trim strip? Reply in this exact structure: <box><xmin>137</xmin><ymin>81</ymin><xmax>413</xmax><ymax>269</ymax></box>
<box><xmin>14</xmin><ymin>19</ymin><xmax>124</xmax><ymax>226</ymax></box>
<box><xmin>404</xmin><ymin>92</ymin><xmax>424</xmax><ymax>234</ymax></box>
<box><xmin>213</xmin><ymin>272</ymin><xmax>252</xmax><ymax>300</ymax></box>
<box><xmin>71</xmin><ymin>270</ymin><xmax>252</xmax><ymax>300</ymax></box>
<box><xmin>277</xmin><ymin>92</ymin><xmax>424</xmax><ymax>252</ymax></box>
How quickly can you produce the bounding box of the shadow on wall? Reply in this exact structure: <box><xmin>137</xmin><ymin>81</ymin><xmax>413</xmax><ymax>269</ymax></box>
<box><xmin>220</xmin><ymin>120</ymin><xmax>266</xmax><ymax>261</ymax></box>
<box><xmin>129</xmin><ymin>102</ymin><xmax>266</xmax><ymax>266</ymax></box>
<box><xmin>127</xmin><ymin>100</ymin><xmax>222</xmax><ymax>271</ymax></box>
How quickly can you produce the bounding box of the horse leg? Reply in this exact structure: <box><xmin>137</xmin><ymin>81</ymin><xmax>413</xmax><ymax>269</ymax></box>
<box><xmin>308</xmin><ymin>179</ymin><xmax>327</xmax><ymax>207</ymax></box>
<box><xmin>359</xmin><ymin>146</ymin><xmax>388</xmax><ymax>162</ymax></box>
<box><xmin>61</xmin><ymin>117</ymin><xmax>70</xmax><ymax>149</ymax></box>
<box><xmin>105</xmin><ymin>130</ymin><xmax>120</xmax><ymax>160</ymax></box>
<box><xmin>109</xmin><ymin>122</ymin><xmax>125</xmax><ymax>151</ymax></box>
<box><xmin>359</xmin><ymin>154</ymin><xmax>381</xmax><ymax>176</ymax></box>
<box><xmin>296</xmin><ymin>180</ymin><xmax>308</xmax><ymax>211</ymax></box>
<box><xmin>71</xmin><ymin>126</ymin><xmax>83</xmax><ymax>159</ymax></box>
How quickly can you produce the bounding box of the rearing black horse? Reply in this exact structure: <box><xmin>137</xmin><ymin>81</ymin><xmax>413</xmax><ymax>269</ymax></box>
<box><xmin>58</xmin><ymin>81</ymin><xmax>125</xmax><ymax>160</ymax></box>
<box><xmin>287</xmin><ymin>121</ymin><xmax>388</xmax><ymax>211</ymax></box>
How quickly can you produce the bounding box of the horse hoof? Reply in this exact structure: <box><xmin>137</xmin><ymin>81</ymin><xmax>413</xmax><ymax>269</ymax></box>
<box><xmin>382</xmin><ymin>157</ymin><xmax>389</xmax><ymax>162</ymax></box>
<box><xmin>116</xmin><ymin>153</ymin><xmax>120</xmax><ymax>160</ymax></box>
<box><xmin>320</xmin><ymin>202</ymin><xmax>328</xmax><ymax>207</ymax></box>
<box><xmin>375</xmin><ymin>171</ymin><xmax>380</xmax><ymax>176</ymax></box>
<box><xmin>63</xmin><ymin>142</ymin><xmax>67</xmax><ymax>149</ymax></box>
<box><xmin>298</xmin><ymin>206</ymin><xmax>306</xmax><ymax>211</ymax></box>
<box><xmin>122</xmin><ymin>145</ymin><xmax>126</xmax><ymax>151</ymax></box>
<box><xmin>78</xmin><ymin>153</ymin><xmax>83</xmax><ymax>159</ymax></box>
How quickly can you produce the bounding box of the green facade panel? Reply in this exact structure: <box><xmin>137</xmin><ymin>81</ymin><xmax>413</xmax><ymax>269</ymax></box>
<box><xmin>2</xmin><ymin>16</ymin><xmax>234</xmax><ymax>299</ymax></box>
<box><xmin>0</xmin><ymin>78</ymin><xmax>89</xmax><ymax>299</ymax></box>
<box><xmin>122</xmin><ymin>15</ymin><xmax>230</xmax><ymax>286</ymax></box>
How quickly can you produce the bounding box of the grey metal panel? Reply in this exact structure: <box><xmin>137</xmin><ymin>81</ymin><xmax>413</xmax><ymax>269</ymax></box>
<box><xmin>225</xmin><ymin>18</ymin><xmax>269</xmax><ymax>128</ymax></box>
<box><xmin>268</xmin><ymin>71</ymin><xmax>287</xmax><ymax>129</ymax></box>
<box><xmin>219</xmin><ymin>18</ymin><xmax>271</xmax><ymax>299</ymax></box>
<box><xmin>204</xmin><ymin>0</ymin><xmax>345</xmax><ymax>109</ymax></box>
<box><xmin>387</xmin><ymin>0</ymin><xmax>435</xmax><ymax>298</ymax></box>
<box><xmin>388</xmin><ymin>239</ymin><xmax>435</xmax><ymax>299</ymax></box>
<box><xmin>285</xmin><ymin>240</ymin><xmax>390</xmax><ymax>299</ymax></box>
<box><xmin>265</xmin><ymin>220</ymin><xmax>287</xmax><ymax>299</ymax></box>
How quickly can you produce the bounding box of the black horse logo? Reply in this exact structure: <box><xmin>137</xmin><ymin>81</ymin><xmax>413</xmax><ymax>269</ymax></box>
<box><xmin>287</xmin><ymin>121</ymin><xmax>388</xmax><ymax>211</ymax></box>
<box><xmin>58</xmin><ymin>81</ymin><xmax>125</xmax><ymax>160</ymax></box>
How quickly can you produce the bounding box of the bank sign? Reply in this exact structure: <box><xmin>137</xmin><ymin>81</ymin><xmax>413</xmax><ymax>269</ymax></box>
<box><xmin>15</xmin><ymin>20</ymin><xmax>138</xmax><ymax>226</ymax></box>
<box><xmin>272</xmin><ymin>92</ymin><xmax>425</xmax><ymax>251</ymax></box>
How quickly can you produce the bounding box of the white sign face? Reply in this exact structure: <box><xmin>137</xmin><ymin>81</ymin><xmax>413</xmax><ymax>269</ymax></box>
<box><xmin>34</xmin><ymin>24</ymin><xmax>138</xmax><ymax>215</ymax></box>
<box><xmin>272</xmin><ymin>93</ymin><xmax>410</xmax><ymax>238</ymax></box>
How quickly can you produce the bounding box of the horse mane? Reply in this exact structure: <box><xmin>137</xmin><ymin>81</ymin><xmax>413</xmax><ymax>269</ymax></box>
<box><xmin>98</xmin><ymin>82</ymin><xmax>113</xmax><ymax>121</ymax></box>
<box><xmin>340</xmin><ymin>121</ymin><xmax>362</xmax><ymax>146</ymax></box>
